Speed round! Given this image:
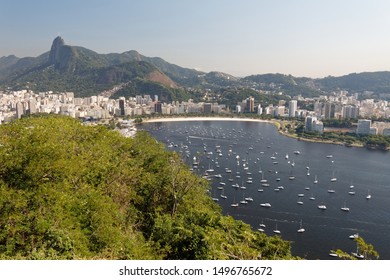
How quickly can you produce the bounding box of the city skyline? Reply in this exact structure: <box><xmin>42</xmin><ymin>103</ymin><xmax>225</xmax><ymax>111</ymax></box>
<box><xmin>2</xmin><ymin>0</ymin><xmax>390</xmax><ymax>78</ymax></box>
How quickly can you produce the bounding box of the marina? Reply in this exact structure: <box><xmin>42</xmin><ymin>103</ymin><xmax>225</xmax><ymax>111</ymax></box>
<box><xmin>141</xmin><ymin>119</ymin><xmax>390</xmax><ymax>259</ymax></box>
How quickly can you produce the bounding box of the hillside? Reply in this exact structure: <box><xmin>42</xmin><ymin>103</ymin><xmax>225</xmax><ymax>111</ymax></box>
<box><xmin>0</xmin><ymin>115</ymin><xmax>294</xmax><ymax>260</ymax></box>
<box><xmin>0</xmin><ymin>37</ymin><xmax>196</xmax><ymax>100</ymax></box>
<box><xmin>2</xmin><ymin>37</ymin><xmax>390</xmax><ymax>100</ymax></box>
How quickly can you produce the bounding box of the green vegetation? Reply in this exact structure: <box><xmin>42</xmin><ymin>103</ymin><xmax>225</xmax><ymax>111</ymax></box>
<box><xmin>0</xmin><ymin>115</ymin><xmax>295</xmax><ymax>260</ymax></box>
<box><xmin>112</xmin><ymin>78</ymin><xmax>190</xmax><ymax>102</ymax></box>
<box><xmin>331</xmin><ymin>236</ymin><xmax>379</xmax><ymax>260</ymax></box>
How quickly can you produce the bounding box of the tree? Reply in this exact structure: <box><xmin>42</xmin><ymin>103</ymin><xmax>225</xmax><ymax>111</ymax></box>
<box><xmin>331</xmin><ymin>236</ymin><xmax>379</xmax><ymax>260</ymax></box>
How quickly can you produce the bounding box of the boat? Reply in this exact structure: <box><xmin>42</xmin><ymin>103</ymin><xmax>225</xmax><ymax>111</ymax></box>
<box><xmin>245</xmin><ymin>197</ymin><xmax>254</xmax><ymax>202</ymax></box>
<box><xmin>349</xmin><ymin>233</ymin><xmax>359</xmax><ymax>239</ymax></box>
<box><xmin>260</xmin><ymin>202</ymin><xmax>272</xmax><ymax>208</ymax></box>
<box><xmin>285</xmin><ymin>154</ymin><xmax>289</xmax><ymax>159</ymax></box>
<box><xmin>318</xmin><ymin>204</ymin><xmax>327</xmax><ymax>210</ymax></box>
<box><xmin>273</xmin><ymin>224</ymin><xmax>281</xmax><ymax>234</ymax></box>
<box><xmin>326</xmin><ymin>155</ymin><xmax>333</xmax><ymax>158</ymax></box>
<box><xmin>297</xmin><ymin>220</ymin><xmax>305</xmax><ymax>233</ymax></box>
<box><xmin>341</xmin><ymin>202</ymin><xmax>350</xmax><ymax>212</ymax></box>
<box><xmin>314</xmin><ymin>175</ymin><xmax>318</xmax><ymax>184</ymax></box>
<box><xmin>297</xmin><ymin>198</ymin><xmax>304</xmax><ymax>205</ymax></box>
<box><xmin>291</xmin><ymin>160</ymin><xmax>295</xmax><ymax>167</ymax></box>
<box><xmin>330</xmin><ymin>171</ymin><xmax>337</xmax><ymax>182</ymax></box>
<box><xmin>294</xmin><ymin>150</ymin><xmax>300</xmax><ymax>155</ymax></box>
<box><xmin>309</xmin><ymin>194</ymin><xmax>315</xmax><ymax>200</ymax></box>
<box><xmin>260</xmin><ymin>173</ymin><xmax>267</xmax><ymax>183</ymax></box>
<box><xmin>231</xmin><ymin>202</ymin><xmax>239</xmax><ymax>207</ymax></box>
<box><xmin>348</xmin><ymin>191</ymin><xmax>356</xmax><ymax>195</ymax></box>
<box><xmin>329</xmin><ymin>252</ymin><xmax>338</xmax><ymax>258</ymax></box>
<box><xmin>276</xmin><ymin>177</ymin><xmax>281</xmax><ymax>182</ymax></box>
<box><xmin>259</xmin><ymin>220</ymin><xmax>266</xmax><ymax>228</ymax></box>
<box><xmin>351</xmin><ymin>245</ymin><xmax>365</xmax><ymax>259</ymax></box>
<box><xmin>289</xmin><ymin>174</ymin><xmax>295</xmax><ymax>180</ymax></box>
<box><xmin>366</xmin><ymin>190</ymin><xmax>372</xmax><ymax>200</ymax></box>
<box><xmin>220</xmin><ymin>194</ymin><xmax>227</xmax><ymax>199</ymax></box>
<box><xmin>327</xmin><ymin>189</ymin><xmax>335</xmax><ymax>193</ymax></box>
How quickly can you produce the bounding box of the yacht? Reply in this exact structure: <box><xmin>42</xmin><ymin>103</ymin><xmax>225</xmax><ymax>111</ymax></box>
<box><xmin>260</xmin><ymin>202</ymin><xmax>272</xmax><ymax>208</ymax></box>
<box><xmin>297</xmin><ymin>220</ymin><xmax>305</xmax><ymax>233</ymax></box>
<box><xmin>349</xmin><ymin>233</ymin><xmax>359</xmax><ymax>239</ymax></box>
<box><xmin>366</xmin><ymin>190</ymin><xmax>372</xmax><ymax>200</ymax></box>
<box><xmin>318</xmin><ymin>204</ymin><xmax>327</xmax><ymax>210</ymax></box>
<box><xmin>341</xmin><ymin>202</ymin><xmax>350</xmax><ymax>212</ymax></box>
<box><xmin>273</xmin><ymin>224</ymin><xmax>281</xmax><ymax>234</ymax></box>
<box><xmin>314</xmin><ymin>175</ymin><xmax>318</xmax><ymax>184</ymax></box>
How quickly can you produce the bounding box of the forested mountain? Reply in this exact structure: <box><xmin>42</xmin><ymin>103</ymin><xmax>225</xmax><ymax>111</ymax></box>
<box><xmin>0</xmin><ymin>115</ymin><xmax>295</xmax><ymax>260</ymax></box>
<box><xmin>2</xmin><ymin>37</ymin><xmax>390</xmax><ymax>100</ymax></box>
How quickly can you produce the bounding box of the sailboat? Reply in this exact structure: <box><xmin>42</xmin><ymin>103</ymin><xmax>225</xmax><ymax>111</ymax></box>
<box><xmin>351</xmin><ymin>245</ymin><xmax>365</xmax><ymax>259</ymax></box>
<box><xmin>260</xmin><ymin>173</ymin><xmax>267</xmax><ymax>183</ymax></box>
<box><xmin>273</xmin><ymin>224</ymin><xmax>281</xmax><ymax>234</ymax></box>
<box><xmin>330</xmin><ymin>171</ymin><xmax>337</xmax><ymax>182</ymax></box>
<box><xmin>220</xmin><ymin>189</ymin><xmax>227</xmax><ymax>199</ymax></box>
<box><xmin>366</xmin><ymin>190</ymin><xmax>372</xmax><ymax>200</ymax></box>
<box><xmin>314</xmin><ymin>175</ymin><xmax>318</xmax><ymax>184</ymax></box>
<box><xmin>341</xmin><ymin>201</ymin><xmax>350</xmax><ymax>212</ymax></box>
<box><xmin>297</xmin><ymin>220</ymin><xmax>305</xmax><ymax>233</ymax></box>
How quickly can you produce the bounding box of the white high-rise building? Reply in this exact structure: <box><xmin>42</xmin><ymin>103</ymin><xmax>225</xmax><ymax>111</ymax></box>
<box><xmin>289</xmin><ymin>100</ymin><xmax>297</xmax><ymax>117</ymax></box>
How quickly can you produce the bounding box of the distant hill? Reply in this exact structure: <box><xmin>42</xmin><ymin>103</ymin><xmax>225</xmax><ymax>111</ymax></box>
<box><xmin>1</xmin><ymin>37</ymin><xmax>390</xmax><ymax>100</ymax></box>
<box><xmin>0</xmin><ymin>37</ymin><xmax>200</xmax><ymax>100</ymax></box>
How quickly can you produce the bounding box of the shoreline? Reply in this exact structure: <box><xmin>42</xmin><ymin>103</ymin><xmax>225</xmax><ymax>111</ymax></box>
<box><xmin>139</xmin><ymin>116</ymin><xmax>374</xmax><ymax>149</ymax></box>
<box><xmin>142</xmin><ymin>116</ymin><xmax>274</xmax><ymax>123</ymax></box>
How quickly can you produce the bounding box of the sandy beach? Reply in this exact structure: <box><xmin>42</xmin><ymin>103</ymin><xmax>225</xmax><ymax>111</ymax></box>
<box><xmin>142</xmin><ymin>116</ymin><xmax>273</xmax><ymax>123</ymax></box>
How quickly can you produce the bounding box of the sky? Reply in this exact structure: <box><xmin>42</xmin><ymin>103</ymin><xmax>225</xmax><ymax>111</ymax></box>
<box><xmin>1</xmin><ymin>0</ymin><xmax>390</xmax><ymax>78</ymax></box>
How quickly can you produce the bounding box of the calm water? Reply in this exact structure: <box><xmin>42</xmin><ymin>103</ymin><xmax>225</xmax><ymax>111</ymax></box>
<box><xmin>141</xmin><ymin>120</ymin><xmax>390</xmax><ymax>259</ymax></box>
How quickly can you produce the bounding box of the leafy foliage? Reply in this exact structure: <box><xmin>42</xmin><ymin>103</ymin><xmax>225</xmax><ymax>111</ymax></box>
<box><xmin>0</xmin><ymin>115</ymin><xmax>294</xmax><ymax>259</ymax></box>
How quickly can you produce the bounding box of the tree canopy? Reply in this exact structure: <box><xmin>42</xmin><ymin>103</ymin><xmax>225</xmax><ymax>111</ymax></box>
<box><xmin>0</xmin><ymin>115</ymin><xmax>294</xmax><ymax>260</ymax></box>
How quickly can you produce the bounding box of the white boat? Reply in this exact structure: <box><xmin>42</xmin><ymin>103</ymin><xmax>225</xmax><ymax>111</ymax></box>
<box><xmin>273</xmin><ymin>224</ymin><xmax>281</xmax><ymax>234</ymax></box>
<box><xmin>291</xmin><ymin>160</ymin><xmax>295</xmax><ymax>167</ymax></box>
<box><xmin>309</xmin><ymin>194</ymin><xmax>316</xmax><ymax>200</ymax></box>
<box><xmin>245</xmin><ymin>197</ymin><xmax>254</xmax><ymax>202</ymax></box>
<box><xmin>351</xmin><ymin>245</ymin><xmax>365</xmax><ymax>259</ymax></box>
<box><xmin>341</xmin><ymin>202</ymin><xmax>350</xmax><ymax>212</ymax></box>
<box><xmin>260</xmin><ymin>202</ymin><xmax>272</xmax><ymax>208</ymax></box>
<box><xmin>257</xmin><ymin>188</ymin><xmax>264</xmax><ymax>192</ymax></box>
<box><xmin>285</xmin><ymin>154</ymin><xmax>289</xmax><ymax>159</ymax></box>
<box><xmin>318</xmin><ymin>204</ymin><xmax>327</xmax><ymax>210</ymax></box>
<box><xmin>326</xmin><ymin>155</ymin><xmax>333</xmax><ymax>158</ymax></box>
<box><xmin>348</xmin><ymin>191</ymin><xmax>356</xmax><ymax>195</ymax></box>
<box><xmin>349</xmin><ymin>233</ymin><xmax>359</xmax><ymax>239</ymax></box>
<box><xmin>314</xmin><ymin>175</ymin><xmax>318</xmax><ymax>184</ymax></box>
<box><xmin>297</xmin><ymin>199</ymin><xmax>304</xmax><ymax>205</ymax></box>
<box><xmin>260</xmin><ymin>173</ymin><xmax>267</xmax><ymax>183</ymax></box>
<box><xmin>329</xmin><ymin>252</ymin><xmax>338</xmax><ymax>258</ymax></box>
<box><xmin>330</xmin><ymin>171</ymin><xmax>337</xmax><ymax>182</ymax></box>
<box><xmin>366</xmin><ymin>190</ymin><xmax>372</xmax><ymax>200</ymax></box>
<box><xmin>327</xmin><ymin>189</ymin><xmax>335</xmax><ymax>193</ymax></box>
<box><xmin>294</xmin><ymin>150</ymin><xmax>300</xmax><ymax>155</ymax></box>
<box><xmin>231</xmin><ymin>203</ymin><xmax>239</xmax><ymax>207</ymax></box>
<box><xmin>259</xmin><ymin>220</ymin><xmax>266</xmax><ymax>228</ymax></box>
<box><xmin>297</xmin><ymin>220</ymin><xmax>305</xmax><ymax>233</ymax></box>
<box><xmin>220</xmin><ymin>194</ymin><xmax>227</xmax><ymax>199</ymax></box>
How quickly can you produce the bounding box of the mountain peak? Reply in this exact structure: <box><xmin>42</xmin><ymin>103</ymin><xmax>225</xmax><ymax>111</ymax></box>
<box><xmin>48</xmin><ymin>36</ymin><xmax>65</xmax><ymax>64</ymax></box>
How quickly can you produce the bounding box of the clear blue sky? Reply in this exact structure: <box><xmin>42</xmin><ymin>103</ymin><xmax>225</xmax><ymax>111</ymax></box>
<box><xmin>1</xmin><ymin>0</ymin><xmax>390</xmax><ymax>78</ymax></box>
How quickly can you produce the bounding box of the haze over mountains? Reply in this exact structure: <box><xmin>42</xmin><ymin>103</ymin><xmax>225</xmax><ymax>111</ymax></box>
<box><xmin>1</xmin><ymin>37</ymin><xmax>390</xmax><ymax>101</ymax></box>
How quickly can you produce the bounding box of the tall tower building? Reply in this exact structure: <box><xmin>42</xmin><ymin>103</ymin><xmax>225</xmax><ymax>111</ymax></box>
<box><xmin>28</xmin><ymin>99</ymin><xmax>37</xmax><ymax>114</ymax></box>
<box><xmin>119</xmin><ymin>97</ymin><xmax>126</xmax><ymax>116</ymax></box>
<box><xmin>246</xmin><ymin>97</ymin><xmax>254</xmax><ymax>113</ymax></box>
<box><xmin>289</xmin><ymin>100</ymin><xmax>297</xmax><ymax>117</ymax></box>
<box><xmin>16</xmin><ymin>102</ymin><xmax>24</xmax><ymax>119</ymax></box>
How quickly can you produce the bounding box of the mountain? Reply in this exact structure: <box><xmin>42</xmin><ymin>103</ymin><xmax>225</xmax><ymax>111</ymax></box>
<box><xmin>2</xmin><ymin>37</ymin><xmax>390</xmax><ymax>100</ymax></box>
<box><xmin>0</xmin><ymin>37</ymin><xmax>202</xmax><ymax>100</ymax></box>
